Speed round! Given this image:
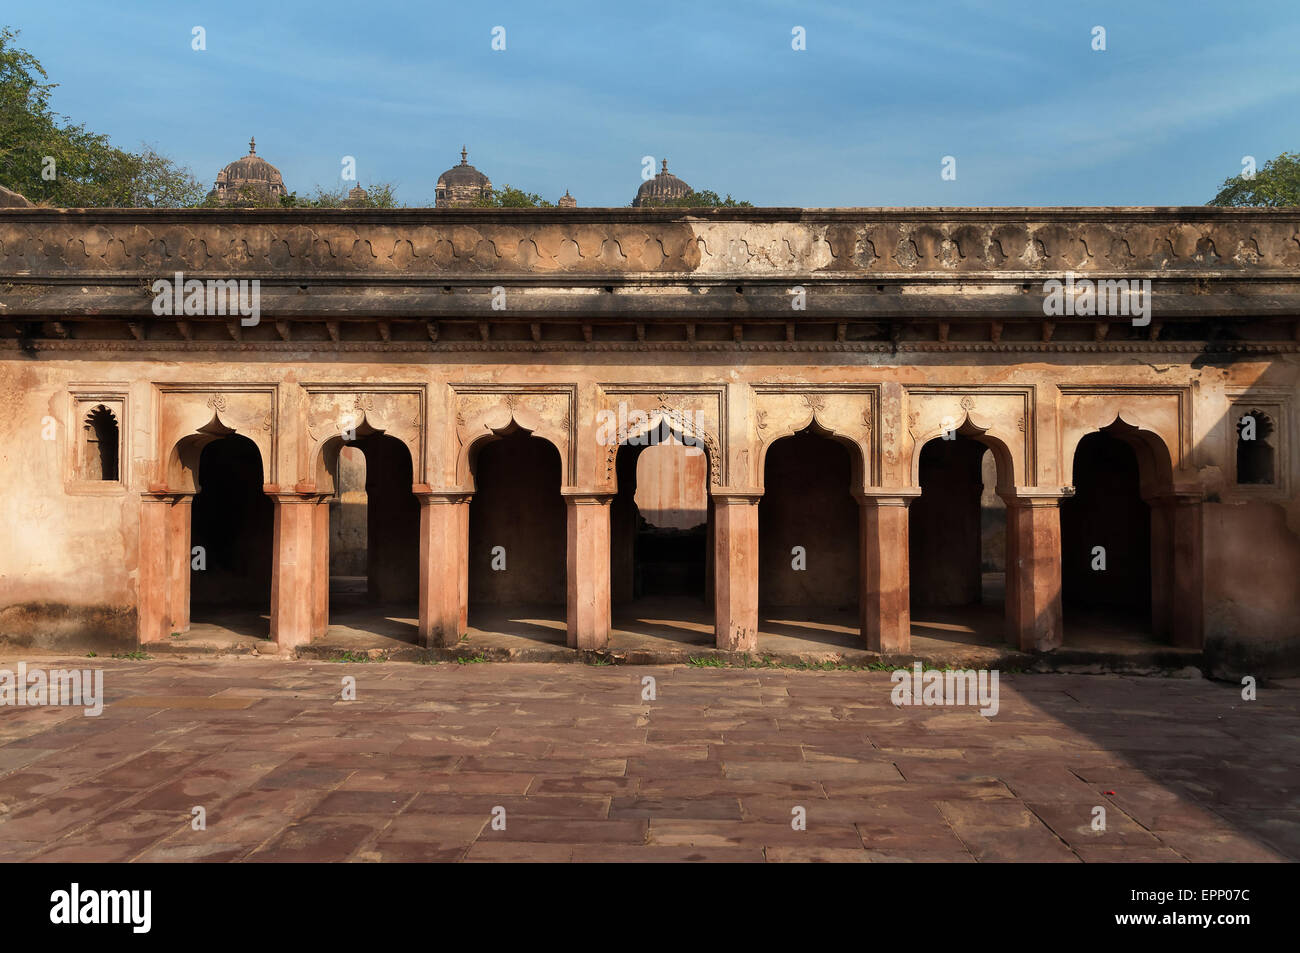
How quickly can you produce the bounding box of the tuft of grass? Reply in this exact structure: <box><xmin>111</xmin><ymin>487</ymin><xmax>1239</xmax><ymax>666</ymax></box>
<box><xmin>111</xmin><ymin>651</ymin><xmax>152</xmax><ymax>661</ymax></box>
<box><xmin>455</xmin><ymin>653</ymin><xmax>489</xmax><ymax>665</ymax></box>
<box><xmin>329</xmin><ymin>650</ymin><xmax>386</xmax><ymax>663</ymax></box>
<box><xmin>687</xmin><ymin>656</ymin><xmax>728</xmax><ymax>667</ymax></box>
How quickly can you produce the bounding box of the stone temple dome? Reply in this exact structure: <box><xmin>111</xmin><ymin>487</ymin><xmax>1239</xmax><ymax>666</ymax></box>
<box><xmin>436</xmin><ymin>147</ymin><xmax>493</xmax><ymax>207</ymax></box>
<box><xmin>632</xmin><ymin>159</ymin><xmax>692</xmax><ymax>207</ymax></box>
<box><xmin>208</xmin><ymin>137</ymin><xmax>287</xmax><ymax>205</ymax></box>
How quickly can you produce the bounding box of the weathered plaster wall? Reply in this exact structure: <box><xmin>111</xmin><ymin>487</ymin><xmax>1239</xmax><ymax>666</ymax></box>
<box><xmin>1</xmin><ymin>350</ymin><xmax>1292</xmax><ymax>666</ymax></box>
<box><xmin>2</xmin><ymin>208</ymin><xmax>1297</xmax><ymax>667</ymax></box>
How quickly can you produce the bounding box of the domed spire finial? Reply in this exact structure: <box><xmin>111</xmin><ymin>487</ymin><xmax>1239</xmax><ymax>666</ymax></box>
<box><xmin>461</xmin><ymin>145</ymin><xmax>468</xmax><ymax>166</ymax></box>
<box><xmin>661</xmin><ymin>158</ymin><xmax>668</xmax><ymax>175</ymax></box>
<box><xmin>249</xmin><ymin>136</ymin><xmax>256</xmax><ymax>155</ymax></box>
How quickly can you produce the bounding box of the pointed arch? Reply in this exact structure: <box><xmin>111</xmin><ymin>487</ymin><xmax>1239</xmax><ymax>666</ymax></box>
<box><xmin>1065</xmin><ymin>415</ymin><xmax>1175</xmax><ymax>499</ymax></box>
<box><xmin>909</xmin><ymin>416</ymin><xmax>1016</xmax><ymax>494</ymax></box>
<box><xmin>455</xmin><ymin>400</ymin><xmax>570</xmax><ymax>489</ymax></box>
<box><xmin>611</xmin><ymin>408</ymin><xmax>720</xmax><ymax>493</ymax></box>
<box><xmin>757</xmin><ymin>416</ymin><xmax>867</xmax><ymax>495</ymax></box>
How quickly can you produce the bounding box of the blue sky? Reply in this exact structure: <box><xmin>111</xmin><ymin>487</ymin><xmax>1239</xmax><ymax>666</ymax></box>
<box><xmin>9</xmin><ymin>1</ymin><xmax>1300</xmax><ymax>206</ymax></box>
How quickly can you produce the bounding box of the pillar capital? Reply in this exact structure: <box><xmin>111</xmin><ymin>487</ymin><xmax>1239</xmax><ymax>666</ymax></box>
<box><xmin>267</xmin><ymin>491</ymin><xmax>328</xmax><ymax>504</ymax></box>
<box><xmin>854</xmin><ymin>487</ymin><xmax>922</xmax><ymax>505</ymax></box>
<box><xmin>561</xmin><ymin>489</ymin><xmax>617</xmax><ymax>505</ymax></box>
<box><xmin>414</xmin><ymin>487</ymin><xmax>474</xmax><ymax>505</ymax></box>
<box><xmin>711</xmin><ymin>488</ymin><xmax>763</xmax><ymax>503</ymax></box>
<box><xmin>999</xmin><ymin>487</ymin><xmax>1071</xmax><ymax>507</ymax></box>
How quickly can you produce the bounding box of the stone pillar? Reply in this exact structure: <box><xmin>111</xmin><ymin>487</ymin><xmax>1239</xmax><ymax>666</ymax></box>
<box><xmin>270</xmin><ymin>493</ymin><xmax>318</xmax><ymax>650</ymax></box>
<box><xmin>712</xmin><ymin>492</ymin><xmax>761</xmax><ymax>652</ymax></box>
<box><xmin>1001</xmin><ymin>493</ymin><xmax>1064</xmax><ymax>652</ymax></box>
<box><xmin>166</xmin><ymin>494</ymin><xmax>193</xmax><ymax>634</ymax></box>
<box><xmin>1150</xmin><ymin>494</ymin><xmax>1204</xmax><ymax>648</ymax></box>
<box><xmin>138</xmin><ymin>492</ymin><xmax>174</xmax><ymax>645</ymax></box>
<box><xmin>311</xmin><ymin>499</ymin><xmax>330</xmax><ymax>639</ymax></box>
<box><xmin>857</xmin><ymin>492</ymin><xmax>918</xmax><ymax>653</ymax></box>
<box><xmin>564</xmin><ymin>492</ymin><xmax>614</xmax><ymax>650</ymax></box>
<box><xmin>417</xmin><ymin>491</ymin><xmax>471</xmax><ymax>648</ymax></box>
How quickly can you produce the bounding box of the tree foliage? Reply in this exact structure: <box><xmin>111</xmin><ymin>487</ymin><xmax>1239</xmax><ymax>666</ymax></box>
<box><xmin>471</xmin><ymin>184</ymin><xmax>555</xmax><ymax>208</ymax></box>
<box><xmin>1209</xmin><ymin>152</ymin><xmax>1300</xmax><ymax>207</ymax></box>
<box><xmin>231</xmin><ymin>182</ymin><xmax>404</xmax><ymax>209</ymax></box>
<box><xmin>637</xmin><ymin>189</ymin><xmax>752</xmax><ymax>208</ymax></box>
<box><xmin>0</xmin><ymin>27</ymin><xmax>205</xmax><ymax>207</ymax></box>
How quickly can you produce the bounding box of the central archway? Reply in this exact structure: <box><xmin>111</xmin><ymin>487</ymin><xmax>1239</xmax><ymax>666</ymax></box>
<box><xmin>320</xmin><ymin>431</ymin><xmax>420</xmax><ymax>643</ymax></box>
<box><xmin>189</xmin><ymin>433</ymin><xmax>274</xmax><ymax>638</ymax></box>
<box><xmin>610</xmin><ymin>419</ymin><xmax>715</xmax><ymax>648</ymax></box>
<box><xmin>908</xmin><ymin>430</ymin><xmax>1010</xmax><ymax>648</ymax></box>
<box><xmin>467</xmin><ymin>426</ymin><xmax>567</xmax><ymax>644</ymax></box>
<box><xmin>758</xmin><ymin>428</ymin><xmax>860</xmax><ymax>649</ymax></box>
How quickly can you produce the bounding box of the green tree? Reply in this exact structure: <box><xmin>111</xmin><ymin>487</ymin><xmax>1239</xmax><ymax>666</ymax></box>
<box><xmin>0</xmin><ymin>27</ymin><xmax>203</xmax><ymax>207</ymax></box>
<box><xmin>288</xmin><ymin>182</ymin><xmax>403</xmax><ymax>208</ymax></box>
<box><xmin>638</xmin><ymin>189</ymin><xmax>752</xmax><ymax>208</ymax></box>
<box><xmin>472</xmin><ymin>184</ymin><xmax>555</xmax><ymax>208</ymax></box>
<box><xmin>1209</xmin><ymin>152</ymin><xmax>1300</xmax><ymax>207</ymax></box>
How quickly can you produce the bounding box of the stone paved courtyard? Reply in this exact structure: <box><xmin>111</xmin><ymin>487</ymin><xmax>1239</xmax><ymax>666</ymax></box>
<box><xmin>0</xmin><ymin>655</ymin><xmax>1295</xmax><ymax>862</ymax></box>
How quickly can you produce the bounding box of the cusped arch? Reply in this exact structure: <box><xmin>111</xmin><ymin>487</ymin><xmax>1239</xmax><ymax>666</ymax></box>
<box><xmin>758</xmin><ymin>418</ymin><xmax>867</xmax><ymax>495</ymax></box>
<box><xmin>165</xmin><ymin>413</ymin><xmax>266</xmax><ymax>493</ymax></box>
<box><xmin>611</xmin><ymin>408</ymin><xmax>720</xmax><ymax>494</ymax></box>
<box><xmin>909</xmin><ymin>415</ymin><xmax>1018</xmax><ymax>492</ymax></box>
<box><xmin>455</xmin><ymin>401</ymin><xmax>569</xmax><ymax>490</ymax></box>
<box><xmin>1066</xmin><ymin>415</ymin><xmax>1175</xmax><ymax>498</ymax></box>
<box><xmin>310</xmin><ymin>412</ymin><xmax>417</xmax><ymax>496</ymax></box>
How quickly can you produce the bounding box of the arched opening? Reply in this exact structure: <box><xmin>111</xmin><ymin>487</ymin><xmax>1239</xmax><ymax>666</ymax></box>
<box><xmin>610</xmin><ymin>420</ymin><xmax>714</xmax><ymax>647</ymax></box>
<box><xmin>468</xmin><ymin>427</ymin><xmax>567</xmax><ymax>644</ymax></box>
<box><xmin>1236</xmin><ymin>410</ymin><xmax>1275</xmax><ymax>485</ymax></box>
<box><xmin>1061</xmin><ymin>429</ymin><xmax>1155</xmax><ymax>644</ymax></box>
<box><xmin>325</xmin><ymin>433</ymin><xmax>419</xmax><ymax>642</ymax></box>
<box><xmin>190</xmin><ymin>433</ymin><xmax>273</xmax><ymax>637</ymax></box>
<box><xmin>81</xmin><ymin>405</ymin><xmax>119</xmax><ymax>481</ymax></box>
<box><xmin>758</xmin><ymin>429</ymin><xmax>860</xmax><ymax>649</ymax></box>
<box><xmin>909</xmin><ymin>433</ymin><xmax>1007</xmax><ymax>647</ymax></box>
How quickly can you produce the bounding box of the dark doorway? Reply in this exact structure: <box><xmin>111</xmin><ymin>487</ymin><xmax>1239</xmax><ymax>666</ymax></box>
<box><xmin>468</xmin><ymin>429</ymin><xmax>566</xmax><ymax>634</ymax></box>
<box><xmin>190</xmin><ymin>434</ymin><xmax>273</xmax><ymax>621</ymax></box>
<box><xmin>757</xmin><ymin>429</ymin><xmax>859</xmax><ymax>648</ymax></box>
<box><xmin>1061</xmin><ymin>431</ymin><xmax>1151</xmax><ymax>627</ymax></box>
<box><xmin>909</xmin><ymin>434</ymin><xmax>1006</xmax><ymax>646</ymax></box>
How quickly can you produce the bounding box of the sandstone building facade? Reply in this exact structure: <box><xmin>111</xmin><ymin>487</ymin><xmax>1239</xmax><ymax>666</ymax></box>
<box><xmin>0</xmin><ymin>205</ymin><xmax>1297</xmax><ymax>676</ymax></box>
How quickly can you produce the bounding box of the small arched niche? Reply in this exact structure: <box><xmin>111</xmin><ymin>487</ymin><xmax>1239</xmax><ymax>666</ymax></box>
<box><xmin>1235</xmin><ymin>410</ymin><xmax>1275</xmax><ymax>485</ymax></box>
<box><xmin>81</xmin><ymin>404</ymin><xmax>120</xmax><ymax>482</ymax></box>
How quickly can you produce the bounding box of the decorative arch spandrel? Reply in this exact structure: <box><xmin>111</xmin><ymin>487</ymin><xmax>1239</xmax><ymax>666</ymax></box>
<box><xmin>751</xmin><ymin>385</ymin><xmax>878</xmax><ymax>493</ymax></box>
<box><xmin>303</xmin><ymin>387</ymin><xmax>424</xmax><ymax>491</ymax></box>
<box><xmin>155</xmin><ymin>385</ymin><xmax>276</xmax><ymax>491</ymax></box>
<box><xmin>1057</xmin><ymin>385</ymin><xmax>1189</xmax><ymax>492</ymax></box>
<box><xmin>450</xmin><ymin>386</ymin><xmax>576</xmax><ymax>489</ymax></box>
<box><xmin>902</xmin><ymin>387</ymin><xmax>1035</xmax><ymax>490</ymax></box>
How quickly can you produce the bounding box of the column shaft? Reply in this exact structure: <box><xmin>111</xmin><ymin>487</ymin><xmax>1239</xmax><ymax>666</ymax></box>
<box><xmin>859</xmin><ymin>496</ymin><xmax>912</xmax><ymax>653</ymax></box>
<box><xmin>138</xmin><ymin>495</ymin><xmax>173</xmax><ymax>644</ymax></box>
<box><xmin>270</xmin><ymin>495</ymin><xmax>317</xmax><ymax>650</ymax></box>
<box><xmin>418</xmin><ymin>494</ymin><xmax>470</xmax><ymax>648</ymax></box>
<box><xmin>565</xmin><ymin>494</ymin><xmax>613</xmax><ymax>650</ymax></box>
<box><xmin>1004</xmin><ymin>498</ymin><xmax>1064</xmax><ymax>652</ymax></box>
<box><xmin>713</xmin><ymin>495</ymin><xmax>760</xmax><ymax>652</ymax></box>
